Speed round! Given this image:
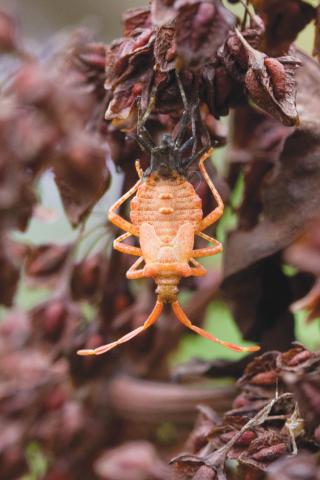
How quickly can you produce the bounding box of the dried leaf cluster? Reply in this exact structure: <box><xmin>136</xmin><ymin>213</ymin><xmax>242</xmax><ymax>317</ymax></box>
<box><xmin>172</xmin><ymin>344</ymin><xmax>320</xmax><ymax>479</ymax></box>
<box><xmin>0</xmin><ymin>0</ymin><xmax>319</xmax><ymax>479</ymax></box>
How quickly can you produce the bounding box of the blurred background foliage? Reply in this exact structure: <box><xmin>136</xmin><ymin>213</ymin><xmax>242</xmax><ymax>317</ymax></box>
<box><xmin>0</xmin><ymin>0</ymin><xmax>319</xmax><ymax>366</ymax></box>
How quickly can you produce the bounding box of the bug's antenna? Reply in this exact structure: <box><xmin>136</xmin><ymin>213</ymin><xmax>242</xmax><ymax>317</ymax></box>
<box><xmin>77</xmin><ymin>299</ymin><xmax>163</xmax><ymax>356</ymax></box>
<box><xmin>175</xmin><ymin>70</ymin><xmax>189</xmax><ymax>111</ymax></box>
<box><xmin>176</xmin><ymin>71</ymin><xmax>200</xmax><ymax>155</ymax></box>
<box><xmin>136</xmin><ymin>84</ymin><xmax>158</xmax><ymax>153</ymax></box>
<box><xmin>171</xmin><ymin>300</ymin><xmax>260</xmax><ymax>353</ymax></box>
<box><xmin>143</xmin><ymin>86</ymin><xmax>157</xmax><ymax>123</ymax></box>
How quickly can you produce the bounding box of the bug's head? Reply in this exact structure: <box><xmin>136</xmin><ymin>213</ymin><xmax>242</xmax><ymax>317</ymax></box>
<box><xmin>149</xmin><ymin>132</ymin><xmax>180</xmax><ymax>177</ymax></box>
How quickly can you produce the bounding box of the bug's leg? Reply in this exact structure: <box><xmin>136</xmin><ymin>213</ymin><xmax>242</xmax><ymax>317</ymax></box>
<box><xmin>193</xmin><ymin>231</ymin><xmax>223</xmax><ymax>258</ymax></box>
<box><xmin>174</xmin><ymin>110</ymin><xmax>190</xmax><ymax>148</ymax></box>
<box><xmin>136</xmin><ymin>125</ymin><xmax>155</xmax><ymax>153</ymax></box>
<box><xmin>189</xmin><ymin>258</ymin><xmax>207</xmax><ymax>277</ymax></box>
<box><xmin>108</xmin><ymin>179</ymin><xmax>141</xmax><ymax>236</ymax></box>
<box><xmin>171</xmin><ymin>300</ymin><xmax>260</xmax><ymax>353</ymax></box>
<box><xmin>179</xmin><ymin>136</ymin><xmax>195</xmax><ymax>153</ymax></box>
<box><xmin>198</xmin><ymin>148</ymin><xmax>224</xmax><ymax>232</ymax></box>
<box><xmin>114</xmin><ymin>232</ymin><xmax>142</xmax><ymax>256</ymax></box>
<box><xmin>126</xmin><ymin>256</ymin><xmax>145</xmax><ymax>279</ymax></box>
<box><xmin>176</xmin><ymin>70</ymin><xmax>189</xmax><ymax>110</ymax></box>
<box><xmin>175</xmin><ymin>71</ymin><xmax>199</xmax><ymax>154</ymax></box>
<box><xmin>181</xmin><ymin>145</ymin><xmax>208</xmax><ymax>170</ymax></box>
<box><xmin>135</xmin><ymin>160</ymin><xmax>144</xmax><ymax>179</ymax></box>
<box><xmin>136</xmin><ymin>86</ymin><xmax>157</xmax><ymax>153</ymax></box>
<box><xmin>77</xmin><ymin>300</ymin><xmax>163</xmax><ymax>356</ymax></box>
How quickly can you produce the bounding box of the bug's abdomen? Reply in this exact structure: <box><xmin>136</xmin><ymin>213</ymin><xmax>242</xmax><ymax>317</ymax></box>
<box><xmin>130</xmin><ymin>173</ymin><xmax>203</xmax><ymax>242</ymax></box>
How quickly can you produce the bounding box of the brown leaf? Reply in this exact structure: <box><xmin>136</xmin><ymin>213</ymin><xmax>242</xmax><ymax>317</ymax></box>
<box><xmin>249</xmin><ymin>0</ymin><xmax>315</xmax><ymax>56</ymax></box>
<box><xmin>223</xmin><ymin>51</ymin><xmax>320</xmax><ymax>278</ymax></box>
<box><xmin>175</xmin><ymin>0</ymin><xmax>235</xmax><ymax>69</ymax></box>
<box><xmin>186</xmin><ymin>405</ymin><xmax>222</xmax><ymax>453</ymax></box>
<box><xmin>104</xmin><ymin>30</ymin><xmax>154</xmax><ymax>90</ymax></box>
<box><xmin>0</xmin><ymin>11</ymin><xmax>19</xmax><ymax>53</ymax></box>
<box><xmin>283</xmin><ymin>221</ymin><xmax>320</xmax><ymax>276</ymax></box>
<box><xmin>154</xmin><ymin>24</ymin><xmax>176</xmax><ymax>72</ymax></box>
<box><xmin>31</xmin><ymin>300</ymin><xmax>69</xmax><ymax>342</ymax></box>
<box><xmin>105</xmin><ymin>70</ymin><xmax>152</xmax><ymax>128</ymax></box>
<box><xmin>53</xmin><ymin>134</ymin><xmax>110</xmax><ymax>226</ymax></box>
<box><xmin>222</xmin><ymin>255</ymin><xmax>295</xmax><ymax>350</ymax></box>
<box><xmin>31</xmin><ymin>299</ymin><xmax>81</xmax><ymax>345</ymax></box>
<box><xmin>71</xmin><ymin>254</ymin><xmax>107</xmax><ymax>301</ymax></box>
<box><xmin>314</xmin><ymin>4</ymin><xmax>320</xmax><ymax>62</ymax></box>
<box><xmin>25</xmin><ymin>244</ymin><xmax>71</xmax><ymax>288</ymax></box>
<box><xmin>0</xmin><ymin>238</ymin><xmax>22</xmax><ymax>306</ymax></box>
<box><xmin>235</xmin><ymin>30</ymin><xmax>301</xmax><ymax>126</ymax></box>
<box><xmin>227</xmin><ymin>105</ymin><xmax>293</xmax><ymax>230</ymax></box>
<box><xmin>122</xmin><ymin>7</ymin><xmax>151</xmax><ymax>37</ymax></box>
<box><xmin>239</xmin><ymin>431</ymin><xmax>289</xmax><ymax>471</ymax></box>
<box><xmin>67</xmin><ymin>34</ymin><xmax>107</xmax><ymax>101</ymax></box>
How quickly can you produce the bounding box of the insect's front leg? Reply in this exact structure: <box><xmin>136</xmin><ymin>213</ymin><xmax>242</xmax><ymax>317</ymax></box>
<box><xmin>193</xmin><ymin>231</ymin><xmax>223</xmax><ymax>258</ymax></box>
<box><xmin>108</xmin><ymin>179</ymin><xmax>141</xmax><ymax>236</ymax></box>
<box><xmin>198</xmin><ymin>148</ymin><xmax>224</xmax><ymax>232</ymax></box>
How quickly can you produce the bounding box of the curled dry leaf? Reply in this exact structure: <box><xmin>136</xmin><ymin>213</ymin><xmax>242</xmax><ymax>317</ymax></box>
<box><xmin>122</xmin><ymin>7</ymin><xmax>151</xmax><ymax>36</ymax></box>
<box><xmin>235</xmin><ymin>30</ymin><xmax>301</xmax><ymax>127</ymax></box>
<box><xmin>283</xmin><ymin>219</ymin><xmax>320</xmax><ymax>322</ymax></box>
<box><xmin>25</xmin><ymin>244</ymin><xmax>71</xmax><ymax>289</ymax></box>
<box><xmin>154</xmin><ymin>24</ymin><xmax>176</xmax><ymax>72</ymax></box>
<box><xmin>174</xmin><ymin>0</ymin><xmax>235</xmax><ymax>69</ymax></box>
<box><xmin>0</xmin><ymin>237</ymin><xmax>27</xmax><ymax>307</ymax></box>
<box><xmin>53</xmin><ymin>134</ymin><xmax>110</xmax><ymax>225</ymax></box>
<box><xmin>224</xmin><ymin>51</ymin><xmax>320</xmax><ymax>278</ymax></box>
<box><xmin>314</xmin><ymin>4</ymin><xmax>320</xmax><ymax>62</ymax></box>
<box><xmin>227</xmin><ymin>105</ymin><xmax>294</xmax><ymax>230</ymax></box>
<box><xmin>172</xmin><ymin>347</ymin><xmax>319</xmax><ymax>478</ymax></box>
<box><xmin>64</xmin><ymin>31</ymin><xmax>108</xmax><ymax>101</ymax></box>
<box><xmin>249</xmin><ymin>0</ymin><xmax>315</xmax><ymax>56</ymax></box>
<box><xmin>0</xmin><ymin>11</ymin><xmax>19</xmax><ymax>53</ymax></box>
<box><xmin>30</xmin><ymin>299</ymin><xmax>82</xmax><ymax>347</ymax></box>
<box><xmin>71</xmin><ymin>254</ymin><xmax>107</xmax><ymax>301</ymax></box>
<box><xmin>222</xmin><ymin>254</ymin><xmax>296</xmax><ymax>351</ymax></box>
<box><xmin>238</xmin><ymin>431</ymin><xmax>289</xmax><ymax>472</ymax></box>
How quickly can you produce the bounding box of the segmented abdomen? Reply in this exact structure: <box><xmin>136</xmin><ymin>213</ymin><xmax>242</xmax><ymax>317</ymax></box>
<box><xmin>130</xmin><ymin>172</ymin><xmax>203</xmax><ymax>242</ymax></box>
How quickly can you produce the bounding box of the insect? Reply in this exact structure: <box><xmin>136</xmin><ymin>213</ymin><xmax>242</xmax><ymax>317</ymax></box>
<box><xmin>77</xmin><ymin>79</ymin><xmax>260</xmax><ymax>356</ymax></box>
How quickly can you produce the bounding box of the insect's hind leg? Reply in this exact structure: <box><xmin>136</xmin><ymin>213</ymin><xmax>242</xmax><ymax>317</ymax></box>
<box><xmin>114</xmin><ymin>232</ymin><xmax>142</xmax><ymax>256</ymax></box>
<box><xmin>77</xmin><ymin>300</ymin><xmax>163</xmax><ymax>356</ymax></box>
<box><xmin>192</xmin><ymin>231</ymin><xmax>222</xmax><ymax>258</ymax></box>
<box><xmin>126</xmin><ymin>256</ymin><xmax>145</xmax><ymax>279</ymax></box>
<box><xmin>171</xmin><ymin>300</ymin><xmax>260</xmax><ymax>353</ymax></box>
<box><xmin>189</xmin><ymin>258</ymin><xmax>207</xmax><ymax>276</ymax></box>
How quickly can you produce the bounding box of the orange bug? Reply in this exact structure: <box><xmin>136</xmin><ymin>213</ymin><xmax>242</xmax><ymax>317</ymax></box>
<box><xmin>77</xmin><ymin>81</ymin><xmax>260</xmax><ymax>357</ymax></box>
